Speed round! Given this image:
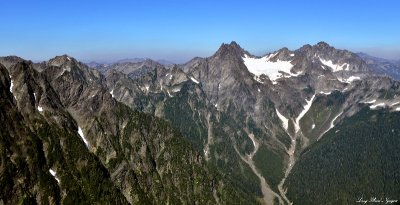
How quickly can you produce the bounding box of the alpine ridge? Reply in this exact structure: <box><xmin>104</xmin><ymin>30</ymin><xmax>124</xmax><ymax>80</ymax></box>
<box><xmin>1</xmin><ymin>41</ymin><xmax>400</xmax><ymax>205</ymax></box>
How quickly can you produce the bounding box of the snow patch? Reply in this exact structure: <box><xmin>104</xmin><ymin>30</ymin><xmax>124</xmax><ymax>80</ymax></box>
<box><xmin>215</xmin><ymin>103</ymin><xmax>218</xmax><ymax>108</ymax></box>
<box><xmin>49</xmin><ymin>169</ymin><xmax>60</xmax><ymax>183</ymax></box>
<box><xmin>347</xmin><ymin>76</ymin><xmax>361</xmax><ymax>82</ymax></box>
<box><xmin>38</xmin><ymin>106</ymin><xmax>43</xmax><ymax>112</ymax></box>
<box><xmin>370</xmin><ymin>103</ymin><xmax>386</xmax><ymax>109</ymax></box>
<box><xmin>290</xmin><ymin>53</ymin><xmax>295</xmax><ymax>57</ymax></box>
<box><xmin>61</xmin><ymin>68</ymin><xmax>67</xmax><ymax>75</ymax></box>
<box><xmin>319</xmin><ymin>111</ymin><xmax>343</xmax><ymax>140</ymax></box>
<box><xmin>243</xmin><ymin>54</ymin><xmax>297</xmax><ymax>82</ymax></box>
<box><xmin>338</xmin><ymin>76</ymin><xmax>361</xmax><ymax>83</ymax></box>
<box><xmin>172</xmin><ymin>87</ymin><xmax>181</xmax><ymax>93</ymax></box>
<box><xmin>67</xmin><ymin>56</ymin><xmax>71</xmax><ymax>61</ymax></box>
<box><xmin>254</xmin><ymin>76</ymin><xmax>263</xmax><ymax>83</ymax></box>
<box><xmin>319</xmin><ymin>91</ymin><xmax>332</xmax><ymax>95</ymax></box>
<box><xmin>319</xmin><ymin>57</ymin><xmax>350</xmax><ymax>72</ymax></box>
<box><xmin>276</xmin><ymin>109</ymin><xmax>289</xmax><ymax>131</ymax></box>
<box><xmin>391</xmin><ymin>102</ymin><xmax>400</xmax><ymax>106</ymax></box>
<box><xmin>364</xmin><ymin>99</ymin><xmax>377</xmax><ymax>104</ymax></box>
<box><xmin>204</xmin><ymin>149</ymin><xmax>208</xmax><ymax>156</ymax></box>
<box><xmin>33</xmin><ymin>92</ymin><xmax>37</xmax><ymax>101</ymax></box>
<box><xmin>247</xmin><ymin>133</ymin><xmax>257</xmax><ymax>154</ymax></box>
<box><xmin>78</xmin><ymin>127</ymin><xmax>89</xmax><ymax>147</ymax></box>
<box><xmin>167</xmin><ymin>90</ymin><xmax>173</xmax><ymax>97</ymax></box>
<box><xmin>258</xmin><ymin>88</ymin><xmax>261</xmax><ymax>92</ymax></box>
<box><xmin>295</xmin><ymin>94</ymin><xmax>316</xmax><ymax>133</ymax></box>
<box><xmin>9</xmin><ymin>76</ymin><xmax>14</xmax><ymax>93</ymax></box>
<box><xmin>110</xmin><ymin>89</ymin><xmax>114</xmax><ymax>98</ymax></box>
<box><xmin>312</xmin><ymin>124</ymin><xmax>315</xmax><ymax>129</ymax></box>
<box><xmin>396</xmin><ymin>107</ymin><xmax>400</xmax><ymax>111</ymax></box>
<box><xmin>189</xmin><ymin>77</ymin><xmax>199</xmax><ymax>84</ymax></box>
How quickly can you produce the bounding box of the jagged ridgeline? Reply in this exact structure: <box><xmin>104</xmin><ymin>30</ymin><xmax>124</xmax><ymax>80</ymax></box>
<box><xmin>1</xmin><ymin>41</ymin><xmax>400</xmax><ymax>205</ymax></box>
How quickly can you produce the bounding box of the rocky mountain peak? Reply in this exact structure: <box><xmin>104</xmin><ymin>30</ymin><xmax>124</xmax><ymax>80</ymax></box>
<box><xmin>48</xmin><ymin>54</ymin><xmax>76</xmax><ymax>67</ymax></box>
<box><xmin>298</xmin><ymin>44</ymin><xmax>313</xmax><ymax>53</ymax></box>
<box><xmin>315</xmin><ymin>41</ymin><xmax>331</xmax><ymax>49</ymax></box>
<box><xmin>214</xmin><ymin>41</ymin><xmax>246</xmax><ymax>58</ymax></box>
<box><xmin>0</xmin><ymin>55</ymin><xmax>27</xmax><ymax>70</ymax></box>
<box><xmin>269</xmin><ymin>47</ymin><xmax>294</xmax><ymax>62</ymax></box>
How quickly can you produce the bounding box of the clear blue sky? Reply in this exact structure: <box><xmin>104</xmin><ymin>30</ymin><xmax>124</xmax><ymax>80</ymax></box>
<box><xmin>1</xmin><ymin>0</ymin><xmax>399</xmax><ymax>63</ymax></box>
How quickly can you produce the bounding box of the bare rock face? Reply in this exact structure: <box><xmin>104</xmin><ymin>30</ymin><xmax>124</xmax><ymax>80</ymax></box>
<box><xmin>0</xmin><ymin>56</ymin><xmax>25</xmax><ymax>70</ymax></box>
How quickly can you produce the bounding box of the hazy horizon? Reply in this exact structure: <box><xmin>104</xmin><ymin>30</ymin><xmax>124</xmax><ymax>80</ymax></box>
<box><xmin>1</xmin><ymin>0</ymin><xmax>399</xmax><ymax>63</ymax></box>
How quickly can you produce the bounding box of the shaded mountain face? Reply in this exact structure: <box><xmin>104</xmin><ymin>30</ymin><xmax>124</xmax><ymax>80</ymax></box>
<box><xmin>358</xmin><ymin>52</ymin><xmax>400</xmax><ymax>80</ymax></box>
<box><xmin>0</xmin><ymin>58</ymin><xmax>255</xmax><ymax>204</ymax></box>
<box><xmin>2</xmin><ymin>41</ymin><xmax>400</xmax><ymax>205</ymax></box>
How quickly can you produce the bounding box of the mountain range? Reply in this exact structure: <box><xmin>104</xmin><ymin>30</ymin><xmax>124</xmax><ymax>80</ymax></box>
<box><xmin>1</xmin><ymin>42</ymin><xmax>400</xmax><ymax>205</ymax></box>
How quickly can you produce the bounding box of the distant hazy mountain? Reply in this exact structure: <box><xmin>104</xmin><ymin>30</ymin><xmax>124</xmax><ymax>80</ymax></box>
<box><xmin>88</xmin><ymin>58</ymin><xmax>175</xmax><ymax>79</ymax></box>
<box><xmin>2</xmin><ymin>42</ymin><xmax>400</xmax><ymax>204</ymax></box>
<box><xmin>357</xmin><ymin>52</ymin><xmax>400</xmax><ymax>80</ymax></box>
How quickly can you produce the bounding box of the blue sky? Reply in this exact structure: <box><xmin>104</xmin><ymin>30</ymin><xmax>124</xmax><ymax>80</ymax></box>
<box><xmin>1</xmin><ymin>0</ymin><xmax>399</xmax><ymax>63</ymax></box>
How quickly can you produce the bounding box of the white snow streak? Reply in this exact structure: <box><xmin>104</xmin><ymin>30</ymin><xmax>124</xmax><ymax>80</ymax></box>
<box><xmin>364</xmin><ymin>99</ymin><xmax>377</xmax><ymax>104</ymax></box>
<box><xmin>318</xmin><ymin>111</ymin><xmax>343</xmax><ymax>140</ymax></box>
<box><xmin>370</xmin><ymin>103</ymin><xmax>386</xmax><ymax>109</ymax></box>
<box><xmin>78</xmin><ymin>127</ymin><xmax>89</xmax><ymax>147</ymax></box>
<box><xmin>9</xmin><ymin>76</ymin><xmax>14</xmax><ymax>94</ymax></box>
<box><xmin>312</xmin><ymin>124</ymin><xmax>315</xmax><ymax>129</ymax></box>
<box><xmin>110</xmin><ymin>89</ymin><xmax>114</xmax><ymax>98</ymax></box>
<box><xmin>167</xmin><ymin>90</ymin><xmax>173</xmax><ymax>97</ymax></box>
<box><xmin>49</xmin><ymin>169</ymin><xmax>60</xmax><ymax>183</ymax></box>
<box><xmin>396</xmin><ymin>107</ymin><xmax>400</xmax><ymax>111</ymax></box>
<box><xmin>319</xmin><ymin>91</ymin><xmax>332</xmax><ymax>95</ymax></box>
<box><xmin>248</xmin><ymin>133</ymin><xmax>257</xmax><ymax>154</ymax></box>
<box><xmin>38</xmin><ymin>106</ymin><xmax>43</xmax><ymax>112</ymax></box>
<box><xmin>295</xmin><ymin>94</ymin><xmax>316</xmax><ymax>133</ymax></box>
<box><xmin>276</xmin><ymin>109</ymin><xmax>289</xmax><ymax>131</ymax></box>
<box><xmin>338</xmin><ymin>76</ymin><xmax>361</xmax><ymax>83</ymax></box>
<box><xmin>391</xmin><ymin>102</ymin><xmax>400</xmax><ymax>106</ymax></box>
<box><xmin>346</xmin><ymin>76</ymin><xmax>361</xmax><ymax>82</ymax></box>
<box><xmin>189</xmin><ymin>77</ymin><xmax>199</xmax><ymax>84</ymax></box>
<box><xmin>319</xmin><ymin>57</ymin><xmax>350</xmax><ymax>72</ymax></box>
